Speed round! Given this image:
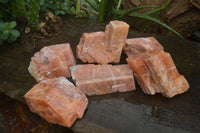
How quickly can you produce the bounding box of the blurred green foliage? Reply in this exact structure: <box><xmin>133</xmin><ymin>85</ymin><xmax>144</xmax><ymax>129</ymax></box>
<box><xmin>0</xmin><ymin>0</ymin><xmax>20</xmax><ymax>44</ymax></box>
<box><xmin>40</xmin><ymin>0</ymin><xmax>76</xmax><ymax>15</ymax></box>
<box><xmin>0</xmin><ymin>0</ymin><xmax>184</xmax><ymax>45</ymax></box>
<box><xmin>0</xmin><ymin>21</ymin><xmax>20</xmax><ymax>45</ymax></box>
<box><xmin>0</xmin><ymin>0</ymin><xmax>42</xmax><ymax>31</ymax></box>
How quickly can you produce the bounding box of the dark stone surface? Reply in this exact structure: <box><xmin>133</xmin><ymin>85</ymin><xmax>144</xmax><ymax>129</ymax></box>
<box><xmin>0</xmin><ymin>16</ymin><xmax>200</xmax><ymax>133</ymax></box>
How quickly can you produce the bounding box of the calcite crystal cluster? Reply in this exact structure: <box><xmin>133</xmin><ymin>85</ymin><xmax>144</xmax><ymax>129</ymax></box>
<box><xmin>26</xmin><ymin>21</ymin><xmax>189</xmax><ymax>128</ymax></box>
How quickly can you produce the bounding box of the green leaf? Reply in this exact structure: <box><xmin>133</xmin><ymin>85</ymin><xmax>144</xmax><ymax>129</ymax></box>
<box><xmin>0</xmin><ymin>0</ymin><xmax>9</xmax><ymax>4</ymax></box>
<box><xmin>55</xmin><ymin>10</ymin><xmax>65</xmax><ymax>15</ymax></box>
<box><xmin>2</xmin><ymin>30</ymin><xmax>9</xmax><ymax>40</ymax></box>
<box><xmin>5</xmin><ymin>22</ymin><xmax>10</xmax><ymax>29</ymax></box>
<box><xmin>137</xmin><ymin>0</ymin><xmax>172</xmax><ymax>31</ymax></box>
<box><xmin>141</xmin><ymin>11</ymin><xmax>161</xmax><ymax>32</ymax></box>
<box><xmin>8</xmin><ymin>29</ymin><xmax>20</xmax><ymax>43</ymax></box>
<box><xmin>9</xmin><ymin>21</ymin><xmax>17</xmax><ymax>29</ymax></box>
<box><xmin>143</xmin><ymin>7</ymin><xmax>163</xmax><ymax>16</ymax></box>
<box><xmin>85</xmin><ymin>0</ymin><xmax>99</xmax><ymax>11</ymax></box>
<box><xmin>125</xmin><ymin>5</ymin><xmax>157</xmax><ymax>14</ymax></box>
<box><xmin>0</xmin><ymin>22</ymin><xmax>6</xmax><ymax>30</ymax></box>
<box><xmin>143</xmin><ymin>0</ymin><xmax>171</xmax><ymax>16</ymax></box>
<box><xmin>10</xmin><ymin>29</ymin><xmax>20</xmax><ymax>38</ymax></box>
<box><xmin>128</xmin><ymin>12</ymin><xmax>184</xmax><ymax>40</ymax></box>
<box><xmin>116</xmin><ymin>0</ymin><xmax>122</xmax><ymax>10</ymax></box>
<box><xmin>115</xmin><ymin>5</ymin><xmax>157</xmax><ymax>19</ymax></box>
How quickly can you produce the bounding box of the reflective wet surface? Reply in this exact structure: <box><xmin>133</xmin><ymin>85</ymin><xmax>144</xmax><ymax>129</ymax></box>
<box><xmin>0</xmin><ymin>16</ymin><xmax>200</xmax><ymax>133</ymax></box>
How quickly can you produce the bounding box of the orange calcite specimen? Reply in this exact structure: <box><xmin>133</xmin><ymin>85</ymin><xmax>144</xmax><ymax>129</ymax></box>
<box><xmin>24</xmin><ymin>77</ymin><xmax>88</xmax><ymax>127</ymax></box>
<box><xmin>76</xmin><ymin>21</ymin><xmax>129</xmax><ymax>64</ymax></box>
<box><xmin>76</xmin><ymin>32</ymin><xmax>105</xmax><ymax>63</ymax></box>
<box><xmin>105</xmin><ymin>21</ymin><xmax>129</xmax><ymax>62</ymax></box>
<box><xmin>126</xmin><ymin>50</ymin><xmax>189</xmax><ymax>98</ymax></box>
<box><xmin>70</xmin><ymin>64</ymin><xmax>135</xmax><ymax>96</ymax></box>
<box><xmin>28</xmin><ymin>43</ymin><xmax>76</xmax><ymax>82</ymax></box>
<box><xmin>124</xmin><ymin>37</ymin><xmax>164</xmax><ymax>56</ymax></box>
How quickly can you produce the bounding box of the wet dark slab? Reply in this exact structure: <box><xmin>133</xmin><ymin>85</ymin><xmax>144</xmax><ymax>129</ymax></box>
<box><xmin>0</xmin><ymin>93</ymin><xmax>74</xmax><ymax>133</ymax></box>
<box><xmin>0</xmin><ymin>15</ymin><xmax>200</xmax><ymax>133</ymax></box>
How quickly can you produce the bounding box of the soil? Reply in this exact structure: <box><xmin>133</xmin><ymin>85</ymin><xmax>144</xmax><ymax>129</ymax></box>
<box><xmin>17</xmin><ymin>12</ymin><xmax>63</xmax><ymax>52</ymax></box>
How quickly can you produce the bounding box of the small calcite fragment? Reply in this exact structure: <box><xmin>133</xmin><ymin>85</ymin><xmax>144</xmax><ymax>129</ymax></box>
<box><xmin>126</xmin><ymin>50</ymin><xmax>189</xmax><ymax>98</ymax></box>
<box><xmin>105</xmin><ymin>20</ymin><xmax>129</xmax><ymax>62</ymax></box>
<box><xmin>76</xmin><ymin>21</ymin><xmax>129</xmax><ymax>64</ymax></box>
<box><xmin>24</xmin><ymin>77</ymin><xmax>88</xmax><ymax>127</ymax></box>
<box><xmin>124</xmin><ymin>37</ymin><xmax>164</xmax><ymax>56</ymax></box>
<box><xmin>28</xmin><ymin>43</ymin><xmax>76</xmax><ymax>82</ymax></box>
<box><xmin>70</xmin><ymin>64</ymin><xmax>135</xmax><ymax>96</ymax></box>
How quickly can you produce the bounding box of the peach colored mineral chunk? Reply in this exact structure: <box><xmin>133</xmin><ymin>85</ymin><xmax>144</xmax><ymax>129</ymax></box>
<box><xmin>28</xmin><ymin>43</ymin><xmax>76</xmax><ymax>82</ymax></box>
<box><xmin>124</xmin><ymin>37</ymin><xmax>164</xmax><ymax>56</ymax></box>
<box><xmin>76</xmin><ymin>32</ymin><xmax>105</xmax><ymax>63</ymax></box>
<box><xmin>24</xmin><ymin>77</ymin><xmax>88</xmax><ymax>127</ymax></box>
<box><xmin>76</xmin><ymin>21</ymin><xmax>129</xmax><ymax>64</ymax></box>
<box><xmin>70</xmin><ymin>64</ymin><xmax>135</xmax><ymax>96</ymax></box>
<box><xmin>126</xmin><ymin>50</ymin><xmax>189</xmax><ymax>98</ymax></box>
<box><xmin>105</xmin><ymin>20</ymin><xmax>129</xmax><ymax>62</ymax></box>
<box><xmin>88</xmin><ymin>42</ymin><xmax>113</xmax><ymax>64</ymax></box>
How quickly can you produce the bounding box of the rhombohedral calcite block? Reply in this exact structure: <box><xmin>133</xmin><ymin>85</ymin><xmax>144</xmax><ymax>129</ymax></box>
<box><xmin>126</xmin><ymin>50</ymin><xmax>189</xmax><ymax>98</ymax></box>
<box><xmin>24</xmin><ymin>77</ymin><xmax>88</xmax><ymax>127</ymax></box>
<box><xmin>124</xmin><ymin>37</ymin><xmax>164</xmax><ymax>56</ymax></box>
<box><xmin>28</xmin><ymin>43</ymin><xmax>76</xmax><ymax>82</ymax></box>
<box><xmin>70</xmin><ymin>64</ymin><xmax>135</xmax><ymax>96</ymax></box>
